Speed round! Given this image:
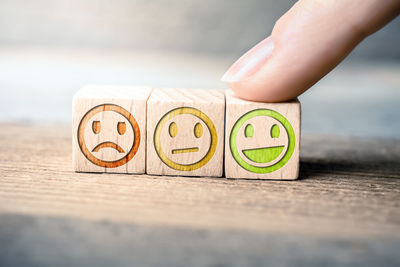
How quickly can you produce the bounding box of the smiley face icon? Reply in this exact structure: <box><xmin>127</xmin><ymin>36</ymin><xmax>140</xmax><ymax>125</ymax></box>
<box><xmin>154</xmin><ymin>107</ymin><xmax>217</xmax><ymax>171</ymax></box>
<box><xmin>230</xmin><ymin>109</ymin><xmax>295</xmax><ymax>173</ymax></box>
<box><xmin>77</xmin><ymin>104</ymin><xmax>140</xmax><ymax>168</ymax></box>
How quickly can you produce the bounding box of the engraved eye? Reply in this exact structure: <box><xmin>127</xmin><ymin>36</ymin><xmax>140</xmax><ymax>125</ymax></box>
<box><xmin>169</xmin><ymin>122</ymin><xmax>177</xmax><ymax>137</ymax></box>
<box><xmin>244</xmin><ymin>124</ymin><xmax>254</xmax><ymax>138</ymax></box>
<box><xmin>270</xmin><ymin>124</ymin><xmax>280</xmax><ymax>138</ymax></box>
<box><xmin>92</xmin><ymin>121</ymin><xmax>101</xmax><ymax>134</ymax></box>
<box><xmin>194</xmin><ymin>123</ymin><xmax>203</xmax><ymax>138</ymax></box>
<box><xmin>117</xmin><ymin>122</ymin><xmax>126</xmax><ymax>135</ymax></box>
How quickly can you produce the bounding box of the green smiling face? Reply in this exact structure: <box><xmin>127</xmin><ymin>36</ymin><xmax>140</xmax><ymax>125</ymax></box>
<box><xmin>230</xmin><ymin>109</ymin><xmax>295</xmax><ymax>173</ymax></box>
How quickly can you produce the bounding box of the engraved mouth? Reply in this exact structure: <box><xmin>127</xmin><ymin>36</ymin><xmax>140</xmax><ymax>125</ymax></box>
<box><xmin>172</xmin><ymin>147</ymin><xmax>199</xmax><ymax>154</ymax></box>
<box><xmin>92</xmin><ymin>142</ymin><xmax>125</xmax><ymax>153</ymax></box>
<box><xmin>242</xmin><ymin>145</ymin><xmax>284</xmax><ymax>163</ymax></box>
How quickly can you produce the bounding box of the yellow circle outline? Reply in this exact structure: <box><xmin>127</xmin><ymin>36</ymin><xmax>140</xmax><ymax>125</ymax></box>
<box><xmin>154</xmin><ymin>107</ymin><xmax>217</xmax><ymax>171</ymax></box>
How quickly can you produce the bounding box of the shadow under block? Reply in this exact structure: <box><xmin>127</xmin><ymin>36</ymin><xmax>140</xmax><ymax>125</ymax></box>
<box><xmin>146</xmin><ymin>88</ymin><xmax>225</xmax><ymax>177</ymax></box>
<box><xmin>224</xmin><ymin>90</ymin><xmax>301</xmax><ymax>180</ymax></box>
<box><xmin>72</xmin><ymin>85</ymin><xmax>152</xmax><ymax>173</ymax></box>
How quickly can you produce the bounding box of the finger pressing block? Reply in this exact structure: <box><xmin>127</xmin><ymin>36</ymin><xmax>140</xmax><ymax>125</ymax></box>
<box><xmin>146</xmin><ymin>88</ymin><xmax>225</xmax><ymax>177</ymax></box>
<box><xmin>224</xmin><ymin>90</ymin><xmax>301</xmax><ymax>180</ymax></box>
<box><xmin>72</xmin><ymin>85</ymin><xmax>152</xmax><ymax>173</ymax></box>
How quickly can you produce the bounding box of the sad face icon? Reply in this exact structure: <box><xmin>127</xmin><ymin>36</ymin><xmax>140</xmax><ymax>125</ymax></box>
<box><xmin>77</xmin><ymin>104</ymin><xmax>140</xmax><ymax>168</ymax></box>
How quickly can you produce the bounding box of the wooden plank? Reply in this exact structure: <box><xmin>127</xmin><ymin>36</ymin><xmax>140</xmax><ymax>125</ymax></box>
<box><xmin>1</xmin><ymin>213</ymin><xmax>399</xmax><ymax>267</ymax></box>
<box><xmin>0</xmin><ymin>123</ymin><xmax>399</xmax><ymax>240</ymax></box>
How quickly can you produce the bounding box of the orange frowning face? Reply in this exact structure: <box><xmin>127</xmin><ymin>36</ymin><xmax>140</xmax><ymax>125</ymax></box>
<box><xmin>77</xmin><ymin>104</ymin><xmax>140</xmax><ymax>168</ymax></box>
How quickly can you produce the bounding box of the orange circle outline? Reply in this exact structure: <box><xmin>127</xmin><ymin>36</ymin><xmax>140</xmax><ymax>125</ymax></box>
<box><xmin>77</xmin><ymin>104</ymin><xmax>140</xmax><ymax>168</ymax></box>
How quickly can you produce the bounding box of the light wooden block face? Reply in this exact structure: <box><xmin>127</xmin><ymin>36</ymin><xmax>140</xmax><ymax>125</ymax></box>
<box><xmin>225</xmin><ymin>90</ymin><xmax>301</xmax><ymax>180</ymax></box>
<box><xmin>72</xmin><ymin>85</ymin><xmax>152</xmax><ymax>173</ymax></box>
<box><xmin>146</xmin><ymin>88</ymin><xmax>225</xmax><ymax>177</ymax></box>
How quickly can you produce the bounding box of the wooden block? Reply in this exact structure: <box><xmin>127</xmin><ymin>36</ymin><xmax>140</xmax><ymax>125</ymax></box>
<box><xmin>146</xmin><ymin>88</ymin><xmax>225</xmax><ymax>177</ymax></box>
<box><xmin>72</xmin><ymin>85</ymin><xmax>152</xmax><ymax>173</ymax></box>
<box><xmin>224</xmin><ymin>90</ymin><xmax>301</xmax><ymax>180</ymax></box>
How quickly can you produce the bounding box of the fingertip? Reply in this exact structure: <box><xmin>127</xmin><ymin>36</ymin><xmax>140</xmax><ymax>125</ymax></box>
<box><xmin>221</xmin><ymin>0</ymin><xmax>387</xmax><ymax>103</ymax></box>
<box><xmin>220</xmin><ymin>36</ymin><xmax>275</xmax><ymax>84</ymax></box>
<box><xmin>227</xmin><ymin>79</ymin><xmax>300</xmax><ymax>103</ymax></box>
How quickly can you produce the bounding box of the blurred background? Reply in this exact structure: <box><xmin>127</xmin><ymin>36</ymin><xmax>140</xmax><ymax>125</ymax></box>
<box><xmin>0</xmin><ymin>0</ymin><xmax>399</xmax><ymax>137</ymax></box>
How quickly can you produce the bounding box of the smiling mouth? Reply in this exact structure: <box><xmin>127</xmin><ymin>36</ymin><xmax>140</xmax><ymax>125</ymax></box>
<box><xmin>172</xmin><ymin>147</ymin><xmax>199</xmax><ymax>154</ymax></box>
<box><xmin>92</xmin><ymin>142</ymin><xmax>125</xmax><ymax>153</ymax></box>
<box><xmin>242</xmin><ymin>145</ymin><xmax>284</xmax><ymax>164</ymax></box>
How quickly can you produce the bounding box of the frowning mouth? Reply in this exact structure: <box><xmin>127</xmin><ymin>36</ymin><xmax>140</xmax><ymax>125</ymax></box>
<box><xmin>171</xmin><ymin>147</ymin><xmax>199</xmax><ymax>154</ymax></box>
<box><xmin>92</xmin><ymin>142</ymin><xmax>125</xmax><ymax>153</ymax></box>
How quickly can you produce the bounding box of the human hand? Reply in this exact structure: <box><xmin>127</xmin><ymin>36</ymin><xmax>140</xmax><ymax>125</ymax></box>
<box><xmin>221</xmin><ymin>0</ymin><xmax>400</xmax><ymax>102</ymax></box>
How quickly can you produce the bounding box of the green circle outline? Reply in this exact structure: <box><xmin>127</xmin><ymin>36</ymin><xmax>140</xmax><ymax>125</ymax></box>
<box><xmin>229</xmin><ymin>109</ymin><xmax>295</xmax><ymax>173</ymax></box>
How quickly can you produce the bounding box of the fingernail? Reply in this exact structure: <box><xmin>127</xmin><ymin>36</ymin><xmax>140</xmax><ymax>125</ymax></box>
<box><xmin>221</xmin><ymin>36</ymin><xmax>274</xmax><ymax>82</ymax></box>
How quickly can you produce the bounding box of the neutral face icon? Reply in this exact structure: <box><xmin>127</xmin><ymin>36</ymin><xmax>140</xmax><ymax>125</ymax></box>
<box><xmin>154</xmin><ymin>107</ymin><xmax>217</xmax><ymax>171</ymax></box>
<box><xmin>78</xmin><ymin>104</ymin><xmax>140</xmax><ymax>168</ymax></box>
<box><xmin>230</xmin><ymin>109</ymin><xmax>295</xmax><ymax>173</ymax></box>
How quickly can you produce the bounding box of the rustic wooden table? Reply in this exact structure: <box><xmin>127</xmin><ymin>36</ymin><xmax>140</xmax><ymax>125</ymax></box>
<box><xmin>1</xmin><ymin>123</ymin><xmax>399</xmax><ymax>266</ymax></box>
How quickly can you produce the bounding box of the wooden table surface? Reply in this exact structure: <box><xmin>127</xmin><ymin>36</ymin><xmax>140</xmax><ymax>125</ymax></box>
<box><xmin>1</xmin><ymin>123</ymin><xmax>399</xmax><ymax>266</ymax></box>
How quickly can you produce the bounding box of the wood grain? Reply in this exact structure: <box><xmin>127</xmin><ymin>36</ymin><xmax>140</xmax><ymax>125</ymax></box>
<box><xmin>0</xmin><ymin>123</ymin><xmax>399</xmax><ymax>241</ymax></box>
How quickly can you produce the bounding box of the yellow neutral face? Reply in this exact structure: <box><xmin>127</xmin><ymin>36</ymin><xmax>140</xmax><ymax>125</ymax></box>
<box><xmin>154</xmin><ymin>107</ymin><xmax>217</xmax><ymax>171</ymax></box>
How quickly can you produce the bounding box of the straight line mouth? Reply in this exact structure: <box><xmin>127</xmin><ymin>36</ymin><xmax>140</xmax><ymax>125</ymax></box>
<box><xmin>172</xmin><ymin>147</ymin><xmax>199</xmax><ymax>154</ymax></box>
<box><xmin>92</xmin><ymin>142</ymin><xmax>125</xmax><ymax>153</ymax></box>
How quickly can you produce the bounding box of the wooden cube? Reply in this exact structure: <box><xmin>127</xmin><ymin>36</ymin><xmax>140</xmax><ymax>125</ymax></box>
<box><xmin>224</xmin><ymin>90</ymin><xmax>301</xmax><ymax>180</ymax></box>
<box><xmin>146</xmin><ymin>88</ymin><xmax>225</xmax><ymax>177</ymax></box>
<box><xmin>72</xmin><ymin>85</ymin><xmax>152</xmax><ymax>173</ymax></box>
